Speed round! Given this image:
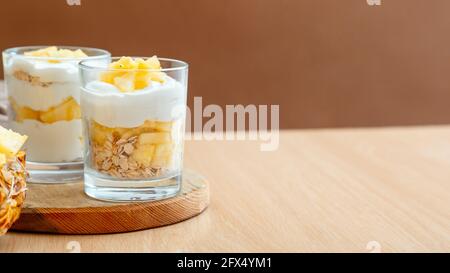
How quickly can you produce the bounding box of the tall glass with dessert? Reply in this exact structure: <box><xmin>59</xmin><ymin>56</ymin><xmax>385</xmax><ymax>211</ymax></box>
<box><xmin>79</xmin><ymin>56</ymin><xmax>188</xmax><ymax>201</ymax></box>
<box><xmin>2</xmin><ymin>46</ymin><xmax>111</xmax><ymax>183</ymax></box>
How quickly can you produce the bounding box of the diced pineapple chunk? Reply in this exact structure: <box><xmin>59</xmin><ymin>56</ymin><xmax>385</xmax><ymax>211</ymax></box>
<box><xmin>74</xmin><ymin>49</ymin><xmax>88</xmax><ymax>58</ymax></box>
<box><xmin>15</xmin><ymin>106</ymin><xmax>40</xmax><ymax>122</ymax></box>
<box><xmin>40</xmin><ymin>97</ymin><xmax>81</xmax><ymax>124</ymax></box>
<box><xmin>0</xmin><ymin>126</ymin><xmax>28</xmax><ymax>157</ymax></box>
<box><xmin>142</xmin><ymin>120</ymin><xmax>157</xmax><ymax>129</ymax></box>
<box><xmin>159</xmin><ymin>143</ymin><xmax>173</xmax><ymax>155</ymax></box>
<box><xmin>136</xmin><ymin>58</ymin><xmax>149</xmax><ymax>69</ymax></box>
<box><xmin>152</xmin><ymin>157</ymin><xmax>166</xmax><ymax>167</ymax></box>
<box><xmin>149</xmin><ymin>71</ymin><xmax>166</xmax><ymax>83</ymax></box>
<box><xmin>138</xmin><ymin>132</ymin><xmax>171</xmax><ymax>145</ymax></box>
<box><xmin>116</xmin><ymin>129</ymin><xmax>138</xmax><ymax>141</ymax></box>
<box><xmin>151</xmin><ymin>143</ymin><xmax>173</xmax><ymax>167</ymax></box>
<box><xmin>91</xmin><ymin>122</ymin><xmax>114</xmax><ymax>145</ymax></box>
<box><xmin>131</xmin><ymin>144</ymin><xmax>155</xmax><ymax>167</ymax></box>
<box><xmin>146</xmin><ymin>56</ymin><xmax>162</xmax><ymax>69</ymax></box>
<box><xmin>100</xmin><ymin>71</ymin><xmax>121</xmax><ymax>84</ymax></box>
<box><xmin>134</xmin><ymin>71</ymin><xmax>151</xmax><ymax>90</ymax></box>
<box><xmin>154</xmin><ymin>121</ymin><xmax>173</xmax><ymax>132</ymax></box>
<box><xmin>113</xmin><ymin>72</ymin><xmax>135</xmax><ymax>92</ymax></box>
<box><xmin>24</xmin><ymin>46</ymin><xmax>57</xmax><ymax>57</ymax></box>
<box><xmin>112</xmin><ymin>127</ymin><xmax>129</xmax><ymax>138</ymax></box>
<box><xmin>54</xmin><ymin>49</ymin><xmax>73</xmax><ymax>58</ymax></box>
<box><xmin>9</xmin><ymin>99</ymin><xmax>39</xmax><ymax>122</ymax></box>
<box><xmin>9</xmin><ymin>97</ymin><xmax>80</xmax><ymax>124</ymax></box>
<box><xmin>111</xmin><ymin>57</ymin><xmax>136</xmax><ymax>69</ymax></box>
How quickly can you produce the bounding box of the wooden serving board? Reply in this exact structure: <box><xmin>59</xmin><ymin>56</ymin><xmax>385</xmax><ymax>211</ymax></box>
<box><xmin>11</xmin><ymin>169</ymin><xmax>209</xmax><ymax>234</ymax></box>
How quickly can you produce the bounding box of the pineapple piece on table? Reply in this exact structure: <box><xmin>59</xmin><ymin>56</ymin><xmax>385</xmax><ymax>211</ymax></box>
<box><xmin>0</xmin><ymin>127</ymin><xmax>28</xmax><ymax>157</ymax></box>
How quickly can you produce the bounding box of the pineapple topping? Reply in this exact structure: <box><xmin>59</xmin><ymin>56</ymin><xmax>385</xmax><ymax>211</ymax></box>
<box><xmin>101</xmin><ymin>56</ymin><xmax>165</xmax><ymax>92</ymax></box>
<box><xmin>24</xmin><ymin>46</ymin><xmax>88</xmax><ymax>63</ymax></box>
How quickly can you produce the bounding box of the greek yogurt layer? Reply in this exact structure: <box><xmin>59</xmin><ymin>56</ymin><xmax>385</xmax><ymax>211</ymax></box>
<box><xmin>10</xmin><ymin>120</ymin><xmax>82</xmax><ymax>162</ymax></box>
<box><xmin>5</xmin><ymin>75</ymin><xmax>80</xmax><ymax>111</ymax></box>
<box><xmin>4</xmin><ymin>53</ymin><xmax>82</xmax><ymax>110</ymax></box>
<box><xmin>82</xmin><ymin>76</ymin><xmax>186</xmax><ymax>128</ymax></box>
<box><xmin>4</xmin><ymin>56</ymin><xmax>80</xmax><ymax>83</ymax></box>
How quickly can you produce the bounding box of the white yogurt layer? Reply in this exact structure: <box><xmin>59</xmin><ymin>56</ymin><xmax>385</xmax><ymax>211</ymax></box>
<box><xmin>4</xmin><ymin>56</ymin><xmax>80</xmax><ymax>83</ymax></box>
<box><xmin>5</xmin><ymin>75</ymin><xmax>80</xmax><ymax>110</ymax></box>
<box><xmin>81</xmin><ymin>77</ymin><xmax>186</xmax><ymax>128</ymax></box>
<box><xmin>10</xmin><ymin>120</ymin><xmax>83</xmax><ymax>163</ymax></box>
<box><xmin>4</xmin><ymin>56</ymin><xmax>83</xmax><ymax>110</ymax></box>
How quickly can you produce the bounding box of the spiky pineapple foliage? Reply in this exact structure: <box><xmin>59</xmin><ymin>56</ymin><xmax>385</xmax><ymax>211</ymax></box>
<box><xmin>0</xmin><ymin>151</ymin><xmax>27</xmax><ymax>235</ymax></box>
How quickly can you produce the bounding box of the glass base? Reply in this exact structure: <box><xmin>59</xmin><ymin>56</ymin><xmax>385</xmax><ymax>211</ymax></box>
<box><xmin>27</xmin><ymin>161</ymin><xmax>84</xmax><ymax>184</ymax></box>
<box><xmin>84</xmin><ymin>170</ymin><xmax>182</xmax><ymax>202</ymax></box>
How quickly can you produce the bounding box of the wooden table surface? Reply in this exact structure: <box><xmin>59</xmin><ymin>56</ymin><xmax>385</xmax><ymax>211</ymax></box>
<box><xmin>2</xmin><ymin>126</ymin><xmax>450</xmax><ymax>253</ymax></box>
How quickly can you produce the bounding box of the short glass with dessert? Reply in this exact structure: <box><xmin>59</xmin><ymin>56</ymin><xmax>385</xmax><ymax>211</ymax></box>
<box><xmin>79</xmin><ymin>56</ymin><xmax>188</xmax><ymax>201</ymax></box>
<box><xmin>2</xmin><ymin>46</ymin><xmax>111</xmax><ymax>183</ymax></box>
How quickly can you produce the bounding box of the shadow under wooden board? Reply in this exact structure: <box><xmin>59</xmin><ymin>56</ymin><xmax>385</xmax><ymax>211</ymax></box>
<box><xmin>12</xmin><ymin>169</ymin><xmax>210</xmax><ymax>234</ymax></box>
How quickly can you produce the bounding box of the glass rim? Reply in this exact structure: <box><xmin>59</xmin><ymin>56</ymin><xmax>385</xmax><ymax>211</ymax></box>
<box><xmin>79</xmin><ymin>56</ymin><xmax>189</xmax><ymax>72</ymax></box>
<box><xmin>2</xmin><ymin>45</ymin><xmax>111</xmax><ymax>61</ymax></box>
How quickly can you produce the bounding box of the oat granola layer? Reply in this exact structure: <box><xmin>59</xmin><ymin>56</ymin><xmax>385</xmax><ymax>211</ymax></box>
<box><xmin>92</xmin><ymin>134</ymin><xmax>164</xmax><ymax>179</ymax></box>
<box><xmin>89</xmin><ymin>118</ymin><xmax>181</xmax><ymax>179</ymax></box>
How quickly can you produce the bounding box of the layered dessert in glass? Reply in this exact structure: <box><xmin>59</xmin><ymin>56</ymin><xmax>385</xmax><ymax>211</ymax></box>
<box><xmin>79</xmin><ymin>56</ymin><xmax>188</xmax><ymax>201</ymax></box>
<box><xmin>2</xmin><ymin>46</ymin><xmax>110</xmax><ymax>182</ymax></box>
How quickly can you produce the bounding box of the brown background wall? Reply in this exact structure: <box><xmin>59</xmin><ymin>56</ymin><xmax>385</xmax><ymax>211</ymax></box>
<box><xmin>1</xmin><ymin>0</ymin><xmax>450</xmax><ymax>129</ymax></box>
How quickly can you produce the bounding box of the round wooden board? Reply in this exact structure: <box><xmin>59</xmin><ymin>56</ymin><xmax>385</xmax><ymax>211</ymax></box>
<box><xmin>11</xmin><ymin>170</ymin><xmax>209</xmax><ymax>234</ymax></box>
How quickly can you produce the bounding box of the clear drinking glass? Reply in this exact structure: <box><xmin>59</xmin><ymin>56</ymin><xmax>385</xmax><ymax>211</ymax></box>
<box><xmin>79</xmin><ymin>57</ymin><xmax>188</xmax><ymax>201</ymax></box>
<box><xmin>2</xmin><ymin>46</ymin><xmax>111</xmax><ymax>183</ymax></box>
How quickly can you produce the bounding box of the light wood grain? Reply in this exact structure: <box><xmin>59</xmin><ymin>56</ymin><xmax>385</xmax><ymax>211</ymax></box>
<box><xmin>3</xmin><ymin>126</ymin><xmax>450</xmax><ymax>252</ymax></box>
<box><xmin>11</xmin><ymin>170</ymin><xmax>209</xmax><ymax>234</ymax></box>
